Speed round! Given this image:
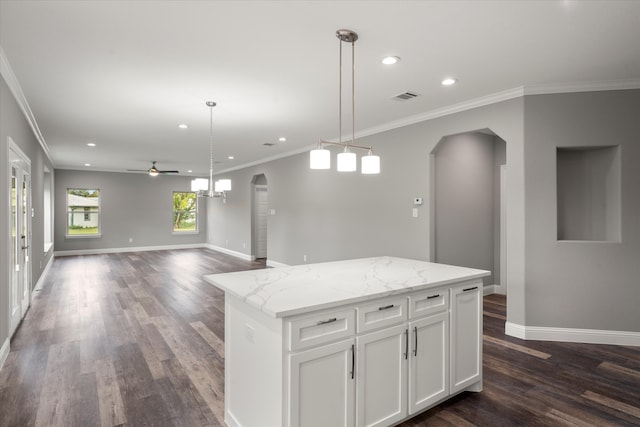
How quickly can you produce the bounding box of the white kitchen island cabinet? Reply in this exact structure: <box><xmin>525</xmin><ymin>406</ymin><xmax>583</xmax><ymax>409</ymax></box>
<box><xmin>204</xmin><ymin>256</ymin><xmax>490</xmax><ymax>427</ymax></box>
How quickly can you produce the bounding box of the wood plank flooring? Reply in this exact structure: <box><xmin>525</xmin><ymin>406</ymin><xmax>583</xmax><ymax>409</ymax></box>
<box><xmin>1</xmin><ymin>248</ymin><xmax>639</xmax><ymax>426</ymax></box>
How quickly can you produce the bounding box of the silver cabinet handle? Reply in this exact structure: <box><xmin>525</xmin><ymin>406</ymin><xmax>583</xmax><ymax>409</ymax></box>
<box><xmin>404</xmin><ymin>329</ymin><xmax>409</xmax><ymax>360</ymax></box>
<box><xmin>317</xmin><ymin>317</ymin><xmax>337</xmax><ymax>325</ymax></box>
<box><xmin>378</xmin><ymin>304</ymin><xmax>394</xmax><ymax>311</ymax></box>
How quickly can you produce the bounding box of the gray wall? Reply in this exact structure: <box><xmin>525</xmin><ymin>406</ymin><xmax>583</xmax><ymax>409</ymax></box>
<box><xmin>524</xmin><ymin>90</ymin><xmax>640</xmax><ymax>332</ymax></box>
<box><xmin>433</xmin><ymin>132</ymin><xmax>502</xmax><ymax>287</ymax></box>
<box><xmin>55</xmin><ymin>170</ymin><xmax>206</xmax><ymax>252</ymax></box>
<box><xmin>1</xmin><ymin>75</ymin><xmax>54</xmax><ymax>349</ymax></box>
<box><xmin>208</xmin><ymin>97</ymin><xmax>527</xmax><ymax>326</ymax></box>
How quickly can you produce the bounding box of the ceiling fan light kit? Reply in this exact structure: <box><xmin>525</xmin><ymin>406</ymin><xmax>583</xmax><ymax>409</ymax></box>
<box><xmin>191</xmin><ymin>101</ymin><xmax>232</xmax><ymax>199</ymax></box>
<box><xmin>310</xmin><ymin>29</ymin><xmax>380</xmax><ymax>175</ymax></box>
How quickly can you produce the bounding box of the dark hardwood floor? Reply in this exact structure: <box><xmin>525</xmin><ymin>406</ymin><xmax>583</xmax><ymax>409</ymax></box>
<box><xmin>0</xmin><ymin>248</ymin><xmax>638</xmax><ymax>426</ymax></box>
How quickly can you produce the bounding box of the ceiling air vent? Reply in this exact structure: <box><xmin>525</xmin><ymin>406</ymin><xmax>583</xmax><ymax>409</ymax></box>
<box><xmin>263</xmin><ymin>142</ymin><xmax>277</xmax><ymax>146</ymax></box>
<box><xmin>392</xmin><ymin>91</ymin><xmax>420</xmax><ymax>101</ymax></box>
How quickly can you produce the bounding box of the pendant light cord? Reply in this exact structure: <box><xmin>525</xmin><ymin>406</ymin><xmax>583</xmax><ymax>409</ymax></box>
<box><xmin>339</xmin><ymin>36</ymin><xmax>343</xmax><ymax>147</ymax></box>
<box><xmin>208</xmin><ymin>102</ymin><xmax>215</xmax><ymax>197</ymax></box>
<box><xmin>351</xmin><ymin>40</ymin><xmax>355</xmax><ymax>148</ymax></box>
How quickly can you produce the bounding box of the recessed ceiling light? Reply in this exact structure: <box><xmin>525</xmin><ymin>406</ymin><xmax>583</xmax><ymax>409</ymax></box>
<box><xmin>187</xmin><ymin>169</ymin><xmax>193</xmax><ymax>173</ymax></box>
<box><xmin>382</xmin><ymin>56</ymin><xmax>400</xmax><ymax>65</ymax></box>
<box><xmin>84</xmin><ymin>163</ymin><xmax>91</xmax><ymax>167</ymax></box>
<box><xmin>178</xmin><ymin>124</ymin><xmax>188</xmax><ymax>129</ymax></box>
<box><xmin>441</xmin><ymin>77</ymin><xmax>457</xmax><ymax>86</ymax></box>
<box><xmin>87</xmin><ymin>142</ymin><xmax>96</xmax><ymax>147</ymax></box>
<box><xmin>228</xmin><ymin>156</ymin><xmax>235</xmax><ymax>160</ymax></box>
<box><xmin>279</xmin><ymin>137</ymin><xmax>287</xmax><ymax>142</ymax></box>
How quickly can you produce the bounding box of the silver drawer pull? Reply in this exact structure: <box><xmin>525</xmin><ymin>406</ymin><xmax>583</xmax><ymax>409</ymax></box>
<box><xmin>317</xmin><ymin>317</ymin><xmax>337</xmax><ymax>325</ymax></box>
<box><xmin>463</xmin><ymin>286</ymin><xmax>478</xmax><ymax>292</ymax></box>
<box><xmin>426</xmin><ymin>294</ymin><xmax>440</xmax><ymax>300</ymax></box>
<box><xmin>378</xmin><ymin>304</ymin><xmax>395</xmax><ymax>311</ymax></box>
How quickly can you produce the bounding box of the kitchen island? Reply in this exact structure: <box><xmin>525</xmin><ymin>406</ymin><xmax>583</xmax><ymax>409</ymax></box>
<box><xmin>204</xmin><ymin>256</ymin><xmax>490</xmax><ymax>427</ymax></box>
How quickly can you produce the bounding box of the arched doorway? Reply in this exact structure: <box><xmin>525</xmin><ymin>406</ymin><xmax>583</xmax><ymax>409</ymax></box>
<box><xmin>430</xmin><ymin>129</ymin><xmax>507</xmax><ymax>294</ymax></box>
<box><xmin>251</xmin><ymin>174</ymin><xmax>268</xmax><ymax>260</ymax></box>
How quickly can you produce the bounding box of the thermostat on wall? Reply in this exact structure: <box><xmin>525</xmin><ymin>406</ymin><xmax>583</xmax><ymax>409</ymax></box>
<box><xmin>414</xmin><ymin>197</ymin><xmax>423</xmax><ymax>206</ymax></box>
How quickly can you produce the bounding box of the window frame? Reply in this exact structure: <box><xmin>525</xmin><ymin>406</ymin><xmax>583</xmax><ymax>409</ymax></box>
<box><xmin>172</xmin><ymin>191</ymin><xmax>199</xmax><ymax>234</ymax></box>
<box><xmin>66</xmin><ymin>188</ymin><xmax>101</xmax><ymax>238</ymax></box>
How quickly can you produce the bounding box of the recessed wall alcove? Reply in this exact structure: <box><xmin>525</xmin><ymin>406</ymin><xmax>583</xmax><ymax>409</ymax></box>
<box><xmin>430</xmin><ymin>129</ymin><xmax>507</xmax><ymax>292</ymax></box>
<box><xmin>556</xmin><ymin>146</ymin><xmax>621</xmax><ymax>242</ymax></box>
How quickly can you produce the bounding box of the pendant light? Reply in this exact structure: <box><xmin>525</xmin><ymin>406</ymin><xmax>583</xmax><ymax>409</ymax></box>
<box><xmin>191</xmin><ymin>101</ymin><xmax>232</xmax><ymax>198</ymax></box>
<box><xmin>310</xmin><ymin>29</ymin><xmax>380</xmax><ymax>175</ymax></box>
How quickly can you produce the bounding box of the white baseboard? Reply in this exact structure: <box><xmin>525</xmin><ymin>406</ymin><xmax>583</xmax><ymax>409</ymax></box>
<box><xmin>33</xmin><ymin>254</ymin><xmax>54</xmax><ymax>294</ymax></box>
<box><xmin>206</xmin><ymin>245</ymin><xmax>253</xmax><ymax>261</ymax></box>
<box><xmin>205</xmin><ymin>245</ymin><xmax>290</xmax><ymax>267</ymax></box>
<box><xmin>54</xmin><ymin>243</ymin><xmax>206</xmax><ymax>257</ymax></box>
<box><xmin>483</xmin><ymin>285</ymin><xmax>497</xmax><ymax>295</ymax></box>
<box><xmin>0</xmin><ymin>338</ymin><xmax>9</xmax><ymax>371</ymax></box>
<box><xmin>505</xmin><ymin>321</ymin><xmax>640</xmax><ymax>347</ymax></box>
<box><xmin>266</xmin><ymin>259</ymin><xmax>289</xmax><ymax>268</ymax></box>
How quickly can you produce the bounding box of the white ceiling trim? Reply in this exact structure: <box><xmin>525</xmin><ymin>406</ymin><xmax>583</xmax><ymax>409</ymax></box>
<box><xmin>524</xmin><ymin>79</ymin><xmax>640</xmax><ymax>95</ymax></box>
<box><xmin>0</xmin><ymin>46</ymin><xmax>53</xmax><ymax>166</ymax></box>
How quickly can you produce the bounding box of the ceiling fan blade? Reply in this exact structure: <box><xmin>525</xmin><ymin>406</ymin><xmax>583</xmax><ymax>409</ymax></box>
<box><xmin>159</xmin><ymin>170</ymin><xmax>179</xmax><ymax>174</ymax></box>
<box><xmin>126</xmin><ymin>169</ymin><xmax>149</xmax><ymax>172</ymax></box>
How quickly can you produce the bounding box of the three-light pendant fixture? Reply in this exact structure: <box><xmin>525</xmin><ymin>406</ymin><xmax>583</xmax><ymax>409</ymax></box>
<box><xmin>310</xmin><ymin>29</ymin><xmax>380</xmax><ymax>174</ymax></box>
<box><xmin>191</xmin><ymin>101</ymin><xmax>232</xmax><ymax>198</ymax></box>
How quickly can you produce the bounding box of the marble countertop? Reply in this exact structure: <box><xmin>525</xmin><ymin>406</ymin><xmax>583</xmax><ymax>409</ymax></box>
<box><xmin>203</xmin><ymin>256</ymin><xmax>490</xmax><ymax>318</ymax></box>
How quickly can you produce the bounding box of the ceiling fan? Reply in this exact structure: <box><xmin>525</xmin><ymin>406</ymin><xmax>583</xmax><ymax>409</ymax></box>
<box><xmin>128</xmin><ymin>161</ymin><xmax>179</xmax><ymax>176</ymax></box>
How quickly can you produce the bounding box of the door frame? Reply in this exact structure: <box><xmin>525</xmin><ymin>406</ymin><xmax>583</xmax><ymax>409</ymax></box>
<box><xmin>8</xmin><ymin>137</ymin><xmax>32</xmax><ymax>336</ymax></box>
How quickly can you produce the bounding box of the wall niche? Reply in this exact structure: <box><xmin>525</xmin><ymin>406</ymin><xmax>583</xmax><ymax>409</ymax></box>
<box><xmin>556</xmin><ymin>146</ymin><xmax>621</xmax><ymax>242</ymax></box>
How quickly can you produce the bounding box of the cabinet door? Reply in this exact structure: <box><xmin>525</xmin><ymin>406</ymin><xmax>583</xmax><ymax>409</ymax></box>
<box><xmin>450</xmin><ymin>283</ymin><xmax>482</xmax><ymax>393</ymax></box>
<box><xmin>289</xmin><ymin>339</ymin><xmax>356</xmax><ymax>427</ymax></box>
<box><xmin>356</xmin><ymin>324</ymin><xmax>408</xmax><ymax>427</ymax></box>
<box><xmin>408</xmin><ymin>311</ymin><xmax>449</xmax><ymax>414</ymax></box>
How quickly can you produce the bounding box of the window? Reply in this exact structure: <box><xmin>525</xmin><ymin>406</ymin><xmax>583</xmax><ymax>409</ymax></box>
<box><xmin>66</xmin><ymin>188</ymin><xmax>100</xmax><ymax>237</ymax></box>
<box><xmin>173</xmin><ymin>192</ymin><xmax>198</xmax><ymax>233</ymax></box>
<box><xmin>43</xmin><ymin>166</ymin><xmax>53</xmax><ymax>252</ymax></box>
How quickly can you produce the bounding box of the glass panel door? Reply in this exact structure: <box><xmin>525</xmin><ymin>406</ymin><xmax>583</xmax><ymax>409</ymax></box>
<box><xmin>8</xmin><ymin>141</ymin><xmax>32</xmax><ymax>336</ymax></box>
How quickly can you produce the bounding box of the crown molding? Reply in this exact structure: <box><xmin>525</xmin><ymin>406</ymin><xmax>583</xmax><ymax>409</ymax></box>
<box><xmin>524</xmin><ymin>79</ymin><xmax>640</xmax><ymax>95</ymax></box>
<box><xmin>0</xmin><ymin>46</ymin><xmax>54</xmax><ymax>166</ymax></box>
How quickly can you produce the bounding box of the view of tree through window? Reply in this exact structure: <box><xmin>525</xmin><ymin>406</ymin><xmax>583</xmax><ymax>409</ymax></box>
<box><xmin>173</xmin><ymin>192</ymin><xmax>197</xmax><ymax>232</ymax></box>
<box><xmin>66</xmin><ymin>188</ymin><xmax>100</xmax><ymax>236</ymax></box>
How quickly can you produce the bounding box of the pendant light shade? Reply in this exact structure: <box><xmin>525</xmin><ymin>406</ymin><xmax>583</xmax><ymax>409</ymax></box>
<box><xmin>361</xmin><ymin>153</ymin><xmax>380</xmax><ymax>174</ymax></box>
<box><xmin>191</xmin><ymin>178</ymin><xmax>209</xmax><ymax>191</ymax></box>
<box><xmin>215</xmin><ymin>179</ymin><xmax>232</xmax><ymax>192</ymax></box>
<box><xmin>310</xmin><ymin>148</ymin><xmax>331</xmax><ymax>169</ymax></box>
<box><xmin>337</xmin><ymin>151</ymin><xmax>357</xmax><ymax>172</ymax></box>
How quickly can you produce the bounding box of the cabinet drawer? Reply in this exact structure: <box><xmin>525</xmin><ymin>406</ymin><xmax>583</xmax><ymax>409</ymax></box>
<box><xmin>288</xmin><ymin>308</ymin><xmax>356</xmax><ymax>351</ymax></box>
<box><xmin>409</xmin><ymin>289</ymin><xmax>449</xmax><ymax>319</ymax></box>
<box><xmin>357</xmin><ymin>298</ymin><xmax>407</xmax><ymax>333</ymax></box>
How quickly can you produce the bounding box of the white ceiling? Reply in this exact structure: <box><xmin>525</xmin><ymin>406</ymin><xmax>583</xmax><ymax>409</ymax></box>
<box><xmin>1</xmin><ymin>0</ymin><xmax>639</xmax><ymax>176</ymax></box>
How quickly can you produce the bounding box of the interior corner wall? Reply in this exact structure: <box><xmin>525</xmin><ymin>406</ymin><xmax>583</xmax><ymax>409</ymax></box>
<box><xmin>54</xmin><ymin>170</ymin><xmax>206</xmax><ymax>252</ymax></box>
<box><xmin>207</xmin><ymin>97</ymin><xmax>527</xmax><ymax>325</ymax></box>
<box><xmin>1</xmin><ymin>74</ymin><xmax>54</xmax><ymax>350</ymax></box>
<box><xmin>524</xmin><ymin>89</ymin><xmax>640</xmax><ymax>332</ymax></box>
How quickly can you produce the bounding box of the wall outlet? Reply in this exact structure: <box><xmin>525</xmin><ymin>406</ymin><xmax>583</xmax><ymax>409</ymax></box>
<box><xmin>270</xmin><ymin>209</ymin><xmax>276</xmax><ymax>215</ymax></box>
<box><xmin>303</xmin><ymin>254</ymin><xmax>307</xmax><ymax>262</ymax></box>
<box><xmin>226</xmin><ymin>239</ymin><xmax>229</xmax><ymax>245</ymax></box>
<box><xmin>129</xmin><ymin>237</ymin><xmax>133</xmax><ymax>243</ymax></box>
<box><xmin>245</xmin><ymin>324</ymin><xmax>255</xmax><ymax>343</ymax></box>
<box><xmin>243</xmin><ymin>242</ymin><xmax>246</xmax><ymax>249</ymax></box>
<box><xmin>412</xmin><ymin>208</ymin><xmax>418</xmax><ymax>218</ymax></box>
<box><xmin>413</xmin><ymin>197</ymin><xmax>423</xmax><ymax>206</ymax></box>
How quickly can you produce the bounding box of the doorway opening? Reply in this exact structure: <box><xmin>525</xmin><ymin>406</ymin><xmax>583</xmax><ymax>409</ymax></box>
<box><xmin>251</xmin><ymin>174</ymin><xmax>268</xmax><ymax>261</ymax></box>
<box><xmin>8</xmin><ymin>137</ymin><xmax>32</xmax><ymax>336</ymax></box>
<box><xmin>430</xmin><ymin>130</ymin><xmax>507</xmax><ymax>294</ymax></box>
